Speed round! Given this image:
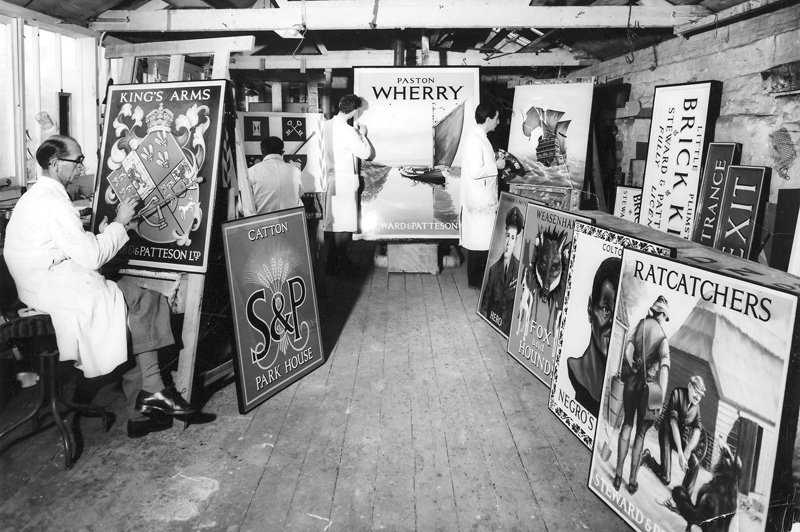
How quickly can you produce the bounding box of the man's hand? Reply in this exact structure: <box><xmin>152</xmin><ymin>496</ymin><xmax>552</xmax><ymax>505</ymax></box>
<box><xmin>356</xmin><ymin>123</ymin><xmax>368</xmax><ymax>136</ymax></box>
<box><xmin>678</xmin><ymin>452</ymin><xmax>689</xmax><ymax>471</ymax></box>
<box><xmin>495</xmin><ymin>156</ymin><xmax>507</xmax><ymax>170</ymax></box>
<box><xmin>114</xmin><ymin>197</ymin><xmax>140</xmax><ymax>229</ymax></box>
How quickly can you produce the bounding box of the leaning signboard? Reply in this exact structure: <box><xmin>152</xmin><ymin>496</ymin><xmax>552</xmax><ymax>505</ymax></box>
<box><xmin>548</xmin><ymin>222</ymin><xmax>674</xmax><ymax>450</ymax></box>
<box><xmin>477</xmin><ymin>192</ymin><xmax>529</xmax><ymax>338</ymax></box>
<box><xmin>91</xmin><ymin>80</ymin><xmax>231</xmax><ymax>273</ymax></box>
<box><xmin>222</xmin><ymin>207</ymin><xmax>324</xmax><ymax>414</ymax></box>
<box><xmin>640</xmin><ymin>81</ymin><xmax>722</xmax><ymax>240</ymax></box>
<box><xmin>505</xmin><ymin>203</ymin><xmax>593</xmax><ymax>386</ymax></box>
<box><xmin>589</xmin><ymin>248</ymin><xmax>796</xmax><ymax>532</ymax></box>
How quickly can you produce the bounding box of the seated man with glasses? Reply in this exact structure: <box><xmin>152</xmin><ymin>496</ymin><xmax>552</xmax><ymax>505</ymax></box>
<box><xmin>4</xmin><ymin>135</ymin><xmax>204</xmax><ymax>438</ymax></box>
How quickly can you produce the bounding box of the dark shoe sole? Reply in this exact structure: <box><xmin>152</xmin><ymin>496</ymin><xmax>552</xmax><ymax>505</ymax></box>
<box><xmin>137</xmin><ymin>404</ymin><xmax>199</xmax><ymax>416</ymax></box>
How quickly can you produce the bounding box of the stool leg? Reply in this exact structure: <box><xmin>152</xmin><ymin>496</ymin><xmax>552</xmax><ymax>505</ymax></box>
<box><xmin>41</xmin><ymin>352</ymin><xmax>74</xmax><ymax>470</ymax></box>
<box><xmin>0</xmin><ymin>375</ymin><xmax>47</xmax><ymax>443</ymax></box>
<box><xmin>62</xmin><ymin>396</ymin><xmax>110</xmax><ymax>433</ymax></box>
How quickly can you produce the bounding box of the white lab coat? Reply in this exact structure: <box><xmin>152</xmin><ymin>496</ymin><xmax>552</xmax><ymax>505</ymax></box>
<box><xmin>4</xmin><ymin>177</ymin><xmax>130</xmax><ymax>377</ymax></box>
<box><xmin>322</xmin><ymin>114</ymin><xmax>372</xmax><ymax>232</ymax></box>
<box><xmin>459</xmin><ymin>125</ymin><xmax>499</xmax><ymax>250</ymax></box>
<box><xmin>248</xmin><ymin>154</ymin><xmax>304</xmax><ymax>214</ymax></box>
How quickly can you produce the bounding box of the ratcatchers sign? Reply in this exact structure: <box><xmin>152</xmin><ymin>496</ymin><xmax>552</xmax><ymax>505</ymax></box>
<box><xmin>222</xmin><ymin>208</ymin><xmax>324</xmax><ymax>414</ymax></box>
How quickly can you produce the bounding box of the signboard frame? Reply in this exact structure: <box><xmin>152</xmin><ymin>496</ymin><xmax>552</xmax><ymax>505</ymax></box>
<box><xmin>640</xmin><ymin>80</ymin><xmax>722</xmax><ymax>239</ymax></box>
<box><xmin>222</xmin><ymin>207</ymin><xmax>325</xmax><ymax>414</ymax></box>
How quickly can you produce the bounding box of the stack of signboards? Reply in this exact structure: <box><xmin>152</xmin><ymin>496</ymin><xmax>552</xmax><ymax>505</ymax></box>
<box><xmin>478</xmin><ymin>193</ymin><xmax>800</xmax><ymax>532</ymax></box>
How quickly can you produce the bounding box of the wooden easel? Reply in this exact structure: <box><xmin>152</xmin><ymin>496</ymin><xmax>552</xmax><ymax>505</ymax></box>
<box><xmin>102</xmin><ymin>37</ymin><xmax>255</xmax><ymax>417</ymax></box>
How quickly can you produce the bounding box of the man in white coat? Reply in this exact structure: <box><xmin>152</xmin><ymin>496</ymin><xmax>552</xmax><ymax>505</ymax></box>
<box><xmin>248</xmin><ymin>136</ymin><xmax>304</xmax><ymax>214</ymax></box>
<box><xmin>5</xmin><ymin>135</ymin><xmax>199</xmax><ymax>438</ymax></box>
<box><xmin>460</xmin><ymin>102</ymin><xmax>506</xmax><ymax>288</ymax></box>
<box><xmin>322</xmin><ymin>94</ymin><xmax>373</xmax><ymax>276</ymax></box>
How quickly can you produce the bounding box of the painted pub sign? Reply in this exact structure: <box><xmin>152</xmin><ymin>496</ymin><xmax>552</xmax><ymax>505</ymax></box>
<box><xmin>548</xmin><ymin>222</ymin><xmax>673</xmax><ymax>450</ymax></box>
<box><xmin>505</xmin><ymin>203</ymin><xmax>592</xmax><ymax>387</ymax></box>
<box><xmin>589</xmin><ymin>249</ymin><xmax>796</xmax><ymax>532</ymax></box>
<box><xmin>222</xmin><ymin>207</ymin><xmax>324</xmax><ymax>414</ymax></box>
<box><xmin>91</xmin><ymin>80</ymin><xmax>231</xmax><ymax>273</ymax></box>
<box><xmin>640</xmin><ymin>81</ymin><xmax>722</xmax><ymax>240</ymax></box>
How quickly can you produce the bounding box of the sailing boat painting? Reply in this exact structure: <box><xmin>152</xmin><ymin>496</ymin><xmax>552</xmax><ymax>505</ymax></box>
<box><xmin>399</xmin><ymin>101</ymin><xmax>466</xmax><ymax>184</ymax></box>
<box><xmin>355</xmin><ymin>67</ymin><xmax>480</xmax><ymax>239</ymax></box>
<box><xmin>507</xmin><ymin>81</ymin><xmax>593</xmax><ymax>191</ymax></box>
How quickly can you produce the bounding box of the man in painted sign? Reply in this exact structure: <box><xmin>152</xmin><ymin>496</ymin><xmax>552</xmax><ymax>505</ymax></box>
<box><xmin>480</xmin><ymin>206</ymin><xmax>524</xmax><ymax>335</ymax></box>
<box><xmin>613</xmin><ymin>295</ymin><xmax>671</xmax><ymax>495</ymax></box>
<box><xmin>642</xmin><ymin>375</ymin><xmax>706</xmax><ymax>492</ymax></box>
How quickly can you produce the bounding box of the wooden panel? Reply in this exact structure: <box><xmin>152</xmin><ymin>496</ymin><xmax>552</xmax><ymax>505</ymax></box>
<box><xmin>387</xmin><ymin>242</ymin><xmax>439</xmax><ymax>274</ymax></box>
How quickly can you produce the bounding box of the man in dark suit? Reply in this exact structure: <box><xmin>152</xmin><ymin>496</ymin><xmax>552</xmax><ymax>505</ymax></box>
<box><xmin>480</xmin><ymin>206</ymin><xmax>524</xmax><ymax>335</ymax></box>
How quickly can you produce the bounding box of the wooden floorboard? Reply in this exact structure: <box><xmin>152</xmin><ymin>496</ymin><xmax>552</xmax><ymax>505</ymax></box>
<box><xmin>0</xmin><ymin>241</ymin><xmax>626</xmax><ymax>532</ymax></box>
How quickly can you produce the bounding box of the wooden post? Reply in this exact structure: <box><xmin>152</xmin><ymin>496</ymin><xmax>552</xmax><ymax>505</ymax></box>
<box><xmin>103</xmin><ymin>37</ymin><xmax>255</xmax><ymax>423</ymax></box>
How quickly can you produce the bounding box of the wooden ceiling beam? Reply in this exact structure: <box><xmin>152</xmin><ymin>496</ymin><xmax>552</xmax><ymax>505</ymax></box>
<box><xmin>674</xmin><ymin>0</ymin><xmax>789</xmax><ymax>37</ymax></box>
<box><xmin>0</xmin><ymin>0</ymin><xmax>99</xmax><ymax>37</ymax></box>
<box><xmin>104</xmin><ymin>35</ymin><xmax>255</xmax><ymax>58</ymax></box>
<box><xmin>229</xmin><ymin>48</ymin><xmax>593</xmax><ymax>70</ymax></box>
<box><xmin>90</xmin><ymin>4</ymin><xmax>711</xmax><ymax>32</ymax></box>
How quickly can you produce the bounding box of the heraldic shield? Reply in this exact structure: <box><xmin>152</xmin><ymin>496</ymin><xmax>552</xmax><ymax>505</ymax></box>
<box><xmin>105</xmin><ymin>102</ymin><xmax>203</xmax><ymax>245</ymax></box>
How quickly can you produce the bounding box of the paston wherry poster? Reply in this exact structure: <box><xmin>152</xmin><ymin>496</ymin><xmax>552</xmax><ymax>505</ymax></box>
<box><xmin>222</xmin><ymin>208</ymin><xmax>324</xmax><ymax>414</ymax></box>
<box><xmin>505</xmin><ymin>203</ymin><xmax>592</xmax><ymax>387</ymax></box>
<box><xmin>548</xmin><ymin>223</ymin><xmax>673</xmax><ymax>450</ymax></box>
<box><xmin>354</xmin><ymin>67</ymin><xmax>479</xmax><ymax>239</ymax></box>
<box><xmin>91</xmin><ymin>81</ymin><xmax>230</xmax><ymax>273</ymax></box>
<box><xmin>506</xmin><ymin>80</ymin><xmax>594</xmax><ymax>191</ymax></box>
<box><xmin>590</xmin><ymin>249</ymin><xmax>795</xmax><ymax>532</ymax></box>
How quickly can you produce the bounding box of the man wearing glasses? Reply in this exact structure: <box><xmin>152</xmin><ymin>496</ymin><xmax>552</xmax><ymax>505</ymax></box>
<box><xmin>4</xmin><ymin>135</ymin><xmax>202</xmax><ymax>438</ymax></box>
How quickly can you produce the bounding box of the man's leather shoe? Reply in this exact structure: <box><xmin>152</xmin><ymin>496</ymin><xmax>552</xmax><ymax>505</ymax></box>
<box><xmin>127</xmin><ymin>414</ymin><xmax>172</xmax><ymax>438</ymax></box>
<box><xmin>613</xmin><ymin>474</ymin><xmax>622</xmax><ymax>491</ymax></box>
<box><xmin>135</xmin><ymin>386</ymin><xmax>199</xmax><ymax>416</ymax></box>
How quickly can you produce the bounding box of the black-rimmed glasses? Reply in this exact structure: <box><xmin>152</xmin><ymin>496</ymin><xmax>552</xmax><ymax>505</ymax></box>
<box><xmin>58</xmin><ymin>155</ymin><xmax>85</xmax><ymax>165</ymax></box>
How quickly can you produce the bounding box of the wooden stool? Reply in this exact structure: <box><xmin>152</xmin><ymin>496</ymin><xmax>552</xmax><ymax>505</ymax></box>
<box><xmin>0</xmin><ymin>313</ymin><xmax>110</xmax><ymax>470</ymax></box>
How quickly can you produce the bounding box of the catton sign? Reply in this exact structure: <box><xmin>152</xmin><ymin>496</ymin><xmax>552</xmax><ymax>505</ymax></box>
<box><xmin>222</xmin><ymin>208</ymin><xmax>324</xmax><ymax>414</ymax></box>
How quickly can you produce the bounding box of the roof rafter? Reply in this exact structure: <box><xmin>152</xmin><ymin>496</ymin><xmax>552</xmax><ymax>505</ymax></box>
<box><xmin>230</xmin><ymin>47</ymin><xmax>593</xmax><ymax>70</ymax></box>
<box><xmin>90</xmin><ymin>3</ymin><xmax>711</xmax><ymax>33</ymax></box>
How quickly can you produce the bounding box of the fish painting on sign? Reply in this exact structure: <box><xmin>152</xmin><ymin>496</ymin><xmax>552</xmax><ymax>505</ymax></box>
<box><xmin>505</xmin><ymin>202</ymin><xmax>592</xmax><ymax>386</ymax></box>
<box><xmin>589</xmin><ymin>249</ymin><xmax>796</xmax><ymax>532</ymax></box>
<box><xmin>548</xmin><ymin>222</ymin><xmax>674</xmax><ymax>450</ymax></box>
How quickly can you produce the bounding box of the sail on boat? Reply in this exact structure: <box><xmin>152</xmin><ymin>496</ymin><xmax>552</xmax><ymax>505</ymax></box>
<box><xmin>399</xmin><ymin>101</ymin><xmax>466</xmax><ymax>184</ymax></box>
<box><xmin>522</xmin><ymin>106</ymin><xmax>570</xmax><ymax>167</ymax></box>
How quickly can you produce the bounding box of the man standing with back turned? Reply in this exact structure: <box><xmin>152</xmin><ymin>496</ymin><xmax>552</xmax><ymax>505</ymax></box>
<box><xmin>322</xmin><ymin>94</ymin><xmax>373</xmax><ymax>276</ymax></box>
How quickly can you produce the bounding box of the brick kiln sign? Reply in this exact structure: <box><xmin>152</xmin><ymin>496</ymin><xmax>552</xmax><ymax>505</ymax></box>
<box><xmin>222</xmin><ymin>208</ymin><xmax>324</xmax><ymax>414</ymax></box>
<box><xmin>641</xmin><ymin>81</ymin><xmax>722</xmax><ymax>240</ymax></box>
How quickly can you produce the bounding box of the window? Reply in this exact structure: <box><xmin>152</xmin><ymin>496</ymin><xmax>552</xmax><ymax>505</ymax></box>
<box><xmin>0</xmin><ymin>7</ymin><xmax>99</xmax><ymax>187</ymax></box>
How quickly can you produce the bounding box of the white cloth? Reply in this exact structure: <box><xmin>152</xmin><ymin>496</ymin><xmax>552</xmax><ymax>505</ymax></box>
<box><xmin>4</xmin><ymin>177</ymin><xmax>130</xmax><ymax>377</ymax></box>
<box><xmin>322</xmin><ymin>114</ymin><xmax>372</xmax><ymax>232</ymax></box>
<box><xmin>459</xmin><ymin>125</ymin><xmax>499</xmax><ymax>250</ymax></box>
<box><xmin>248</xmin><ymin>154</ymin><xmax>304</xmax><ymax>214</ymax></box>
